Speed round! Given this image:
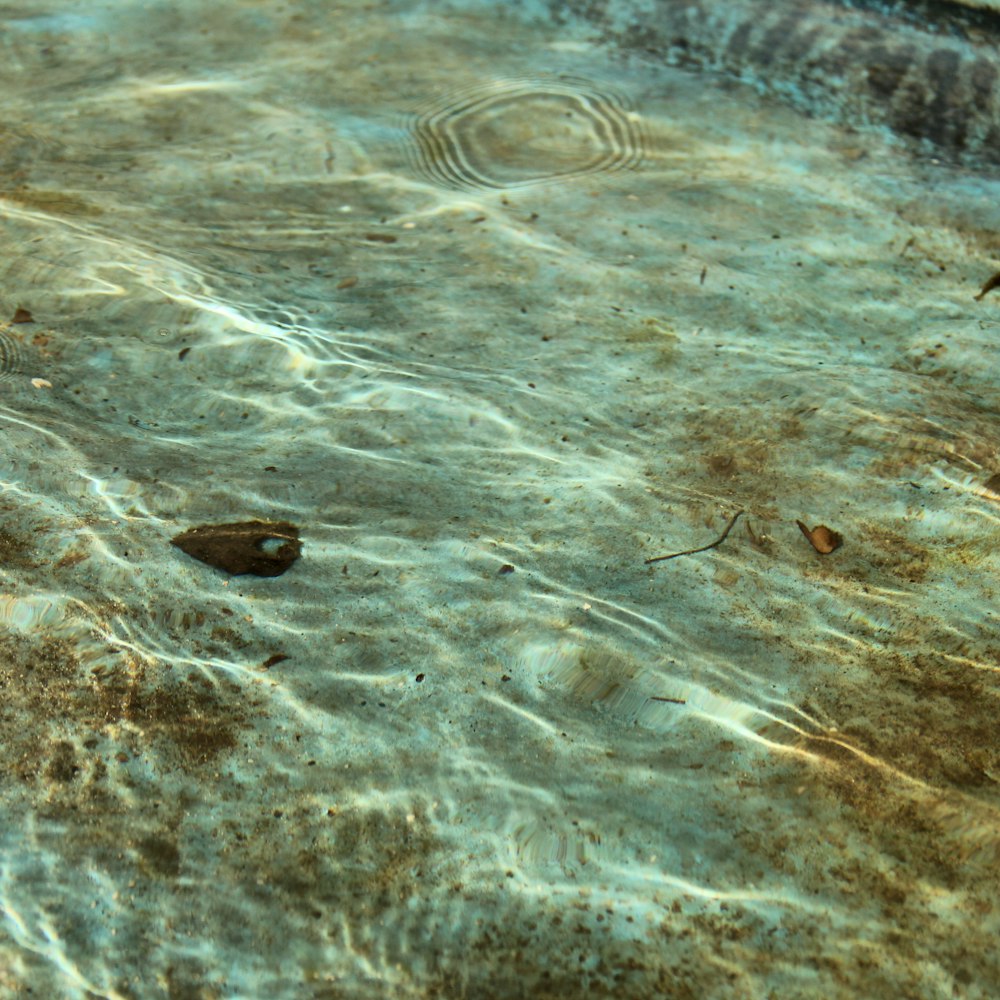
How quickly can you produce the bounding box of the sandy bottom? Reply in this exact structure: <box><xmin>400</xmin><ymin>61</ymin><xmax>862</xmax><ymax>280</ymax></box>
<box><xmin>1</xmin><ymin>1</ymin><xmax>999</xmax><ymax>997</ymax></box>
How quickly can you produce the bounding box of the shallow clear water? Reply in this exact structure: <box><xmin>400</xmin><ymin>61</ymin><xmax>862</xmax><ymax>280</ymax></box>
<box><xmin>2</xmin><ymin>1</ymin><xmax>1000</xmax><ymax>997</ymax></box>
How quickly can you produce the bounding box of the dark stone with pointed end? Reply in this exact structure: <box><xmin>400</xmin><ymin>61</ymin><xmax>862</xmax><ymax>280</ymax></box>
<box><xmin>171</xmin><ymin>521</ymin><xmax>301</xmax><ymax>577</ymax></box>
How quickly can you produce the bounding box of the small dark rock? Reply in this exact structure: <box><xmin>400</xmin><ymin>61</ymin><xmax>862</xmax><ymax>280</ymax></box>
<box><xmin>171</xmin><ymin>521</ymin><xmax>302</xmax><ymax>576</ymax></box>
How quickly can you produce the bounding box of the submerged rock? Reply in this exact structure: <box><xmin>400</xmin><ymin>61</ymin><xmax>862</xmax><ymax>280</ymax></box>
<box><xmin>171</xmin><ymin>521</ymin><xmax>301</xmax><ymax>577</ymax></box>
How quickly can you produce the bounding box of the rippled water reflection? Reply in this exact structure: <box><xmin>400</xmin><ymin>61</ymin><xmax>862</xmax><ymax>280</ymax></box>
<box><xmin>1</xmin><ymin>1</ymin><xmax>999</xmax><ymax>997</ymax></box>
<box><xmin>405</xmin><ymin>76</ymin><xmax>645</xmax><ymax>188</ymax></box>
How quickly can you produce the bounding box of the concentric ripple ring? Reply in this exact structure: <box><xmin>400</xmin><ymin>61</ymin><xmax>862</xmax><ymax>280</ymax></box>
<box><xmin>0</xmin><ymin>329</ymin><xmax>28</xmax><ymax>383</ymax></box>
<box><xmin>406</xmin><ymin>76</ymin><xmax>645</xmax><ymax>190</ymax></box>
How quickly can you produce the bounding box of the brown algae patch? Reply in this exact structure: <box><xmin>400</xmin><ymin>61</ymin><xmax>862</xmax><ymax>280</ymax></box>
<box><xmin>850</xmin><ymin>521</ymin><xmax>932</xmax><ymax>584</ymax></box>
<box><xmin>0</xmin><ymin>526</ymin><xmax>38</xmax><ymax>570</ymax></box>
<box><xmin>804</xmin><ymin>643</ymin><xmax>1000</xmax><ymax>809</ymax></box>
<box><xmin>762</xmin><ymin>602</ymin><xmax>1000</xmax><ymax>991</ymax></box>
<box><xmin>794</xmin><ymin>734</ymin><xmax>1000</xmax><ymax>976</ymax></box>
<box><xmin>0</xmin><ymin>630</ymin><xmax>255</xmax><ymax>789</ymax></box>
<box><xmin>96</xmin><ymin>658</ymin><xmax>246</xmax><ymax>768</ymax></box>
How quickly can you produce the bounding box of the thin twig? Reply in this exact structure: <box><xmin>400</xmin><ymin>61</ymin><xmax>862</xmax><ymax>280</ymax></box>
<box><xmin>644</xmin><ymin>509</ymin><xmax>744</xmax><ymax>565</ymax></box>
<box><xmin>650</xmin><ymin>696</ymin><xmax>686</xmax><ymax>704</ymax></box>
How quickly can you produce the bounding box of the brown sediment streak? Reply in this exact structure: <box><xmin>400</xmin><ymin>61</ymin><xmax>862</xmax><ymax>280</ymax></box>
<box><xmin>555</xmin><ymin>0</ymin><xmax>1000</xmax><ymax>166</ymax></box>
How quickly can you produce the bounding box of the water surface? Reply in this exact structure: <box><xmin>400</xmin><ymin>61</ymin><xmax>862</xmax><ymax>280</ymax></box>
<box><xmin>1</xmin><ymin>1</ymin><xmax>999</xmax><ymax>997</ymax></box>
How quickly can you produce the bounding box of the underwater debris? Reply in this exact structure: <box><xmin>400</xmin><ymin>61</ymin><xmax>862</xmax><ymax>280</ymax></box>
<box><xmin>796</xmin><ymin>520</ymin><xmax>842</xmax><ymax>554</ymax></box>
<box><xmin>11</xmin><ymin>307</ymin><xmax>33</xmax><ymax>323</ymax></box>
<box><xmin>974</xmin><ymin>271</ymin><xmax>1000</xmax><ymax>301</ymax></box>
<box><xmin>644</xmin><ymin>509</ymin><xmax>744</xmax><ymax>564</ymax></box>
<box><xmin>171</xmin><ymin>521</ymin><xmax>301</xmax><ymax>577</ymax></box>
<box><xmin>261</xmin><ymin>653</ymin><xmax>290</xmax><ymax>669</ymax></box>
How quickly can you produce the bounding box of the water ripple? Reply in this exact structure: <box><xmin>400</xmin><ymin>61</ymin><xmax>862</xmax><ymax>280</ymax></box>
<box><xmin>405</xmin><ymin>75</ymin><xmax>645</xmax><ymax>189</ymax></box>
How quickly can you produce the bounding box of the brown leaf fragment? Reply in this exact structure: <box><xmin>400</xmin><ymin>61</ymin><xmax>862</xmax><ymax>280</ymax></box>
<box><xmin>974</xmin><ymin>271</ymin><xmax>1000</xmax><ymax>302</ymax></box>
<box><xmin>171</xmin><ymin>521</ymin><xmax>301</xmax><ymax>577</ymax></box>
<box><xmin>11</xmin><ymin>307</ymin><xmax>33</xmax><ymax>323</ymax></box>
<box><xmin>796</xmin><ymin>520</ymin><xmax>842</xmax><ymax>554</ymax></box>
